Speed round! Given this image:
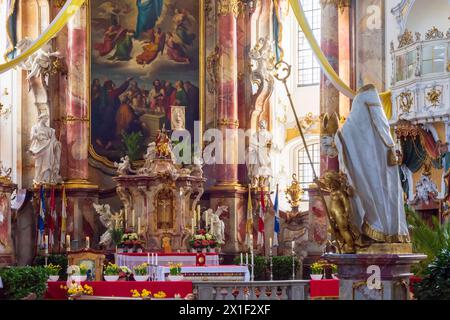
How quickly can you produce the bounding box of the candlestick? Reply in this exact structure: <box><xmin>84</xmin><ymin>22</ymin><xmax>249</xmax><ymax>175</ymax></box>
<box><xmin>44</xmin><ymin>235</ymin><xmax>49</xmax><ymax>255</ymax></box>
<box><xmin>291</xmin><ymin>240</ymin><xmax>295</xmax><ymax>252</ymax></box>
<box><xmin>138</xmin><ymin>217</ymin><xmax>141</xmax><ymax>235</ymax></box>
<box><xmin>192</xmin><ymin>218</ymin><xmax>195</xmax><ymax>234</ymax></box>
<box><xmin>197</xmin><ymin>205</ymin><xmax>201</xmax><ymax>225</ymax></box>
<box><xmin>132</xmin><ymin>210</ymin><xmax>136</xmax><ymax>228</ymax></box>
<box><xmin>250</xmin><ymin>250</ymin><xmax>254</xmax><ymax>282</ymax></box>
<box><xmin>269</xmin><ymin>248</ymin><xmax>273</xmax><ymax>281</ymax></box>
<box><xmin>292</xmin><ymin>249</ymin><xmax>296</xmax><ymax>280</ymax></box>
<box><xmin>86</xmin><ymin>236</ymin><xmax>90</xmax><ymax>249</ymax></box>
<box><xmin>151</xmin><ymin>253</ymin><xmax>154</xmax><ymax>265</ymax></box>
<box><xmin>269</xmin><ymin>237</ymin><xmax>272</xmax><ymax>248</ymax></box>
<box><xmin>246</xmin><ymin>253</ymin><xmax>249</xmax><ymax>266</ymax></box>
<box><xmin>147</xmin><ymin>253</ymin><xmax>150</xmax><ymax>265</ymax></box>
<box><xmin>155</xmin><ymin>253</ymin><xmax>158</xmax><ymax>265</ymax></box>
<box><xmin>124</xmin><ymin>209</ymin><xmax>128</xmax><ymax>228</ymax></box>
<box><xmin>240</xmin><ymin>253</ymin><xmax>243</xmax><ymax>265</ymax></box>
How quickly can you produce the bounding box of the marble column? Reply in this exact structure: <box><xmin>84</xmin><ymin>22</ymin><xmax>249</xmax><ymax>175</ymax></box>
<box><xmin>320</xmin><ymin>1</ymin><xmax>341</xmax><ymax>175</ymax></box>
<box><xmin>62</xmin><ymin>6</ymin><xmax>99</xmax><ymax>249</ymax></box>
<box><xmin>0</xmin><ymin>178</ymin><xmax>16</xmax><ymax>266</ymax></box>
<box><xmin>209</xmin><ymin>0</ymin><xmax>247</xmax><ymax>254</ymax></box>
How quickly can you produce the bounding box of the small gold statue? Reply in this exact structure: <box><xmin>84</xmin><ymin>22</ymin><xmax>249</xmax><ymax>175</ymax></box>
<box><xmin>162</xmin><ymin>236</ymin><xmax>172</xmax><ymax>253</ymax></box>
<box><xmin>285</xmin><ymin>174</ymin><xmax>304</xmax><ymax>211</ymax></box>
<box><xmin>317</xmin><ymin>171</ymin><xmax>361</xmax><ymax>253</ymax></box>
<box><xmin>155</xmin><ymin>126</ymin><xmax>172</xmax><ymax>159</ymax></box>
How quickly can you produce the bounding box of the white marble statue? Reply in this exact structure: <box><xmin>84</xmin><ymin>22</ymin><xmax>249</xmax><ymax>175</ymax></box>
<box><xmin>191</xmin><ymin>155</ymin><xmax>204</xmax><ymax>177</ymax></box>
<box><xmin>335</xmin><ymin>85</ymin><xmax>410</xmax><ymax>243</ymax></box>
<box><xmin>210</xmin><ymin>206</ymin><xmax>227</xmax><ymax>244</ymax></box>
<box><xmin>114</xmin><ymin>156</ymin><xmax>132</xmax><ymax>176</ymax></box>
<box><xmin>415</xmin><ymin>174</ymin><xmax>438</xmax><ymax>205</ymax></box>
<box><xmin>29</xmin><ymin>113</ymin><xmax>62</xmax><ymax>184</ymax></box>
<box><xmin>248</xmin><ymin>120</ymin><xmax>273</xmax><ymax>187</ymax></box>
<box><xmin>94</xmin><ymin>204</ymin><xmax>113</xmax><ymax>247</ymax></box>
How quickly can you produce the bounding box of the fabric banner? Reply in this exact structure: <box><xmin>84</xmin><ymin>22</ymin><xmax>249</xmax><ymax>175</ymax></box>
<box><xmin>0</xmin><ymin>0</ymin><xmax>85</xmax><ymax>74</ymax></box>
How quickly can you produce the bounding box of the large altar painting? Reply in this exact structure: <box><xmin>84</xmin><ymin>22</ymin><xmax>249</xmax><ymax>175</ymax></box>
<box><xmin>90</xmin><ymin>0</ymin><xmax>203</xmax><ymax>165</ymax></box>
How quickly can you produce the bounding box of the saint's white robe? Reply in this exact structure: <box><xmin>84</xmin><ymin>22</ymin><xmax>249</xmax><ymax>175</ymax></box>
<box><xmin>335</xmin><ymin>85</ymin><xmax>410</xmax><ymax>243</ymax></box>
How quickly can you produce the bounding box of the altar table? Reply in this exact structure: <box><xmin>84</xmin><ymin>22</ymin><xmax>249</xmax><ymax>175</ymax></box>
<box><xmin>309</xmin><ymin>279</ymin><xmax>340</xmax><ymax>300</ymax></box>
<box><xmin>156</xmin><ymin>265</ymin><xmax>251</xmax><ymax>282</ymax></box>
<box><xmin>115</xmin><ymin>252</ymin><xmax>220</xmax><ymax>269</ymax></box>
<box><xmin>45</xmin><ymin>281</ymin><xmax>193</xmax><ymax>300</ymax></box>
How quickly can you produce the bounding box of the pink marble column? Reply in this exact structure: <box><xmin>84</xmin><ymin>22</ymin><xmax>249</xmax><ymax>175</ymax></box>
<box><xmin>320</xmin><ymin>2</ymin><xmax>341</xmax><ymax>175</ymax></box>
<box><xmin>62</xmin><ymin>7</ymin><xmax>99</xmax><ymax>249</ymax></box>
<box><xmin>0</xmin><ymin>180</ymin><xmax>16</xmax><ymax>266</ymax></box>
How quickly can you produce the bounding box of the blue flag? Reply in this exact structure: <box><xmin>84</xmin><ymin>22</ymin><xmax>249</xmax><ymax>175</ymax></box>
<box><xmin>273</xmin><ymin>187</ymin><xmax>280</xmax><ymax>247</ymax></box>
<box><xmin>38</xmin><ymin>185</ymin><xmax>46</xmax><ymax>247</ymax></box>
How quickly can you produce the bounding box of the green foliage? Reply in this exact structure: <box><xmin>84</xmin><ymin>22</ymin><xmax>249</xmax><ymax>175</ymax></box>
<box><xmin>110</xmin><ymin>228</ymin><xmax>124</xmax><ymax>247</ymax></box>
<box><xmin>406</xmin><ymin>207</ymin><xmax>450</xmax><ymax>276</ymax></box>
<box><xmin>414</xmin><ymin>249</ymin><xmax>450</xmax><ymax>300</ymax></box>
<box><xmin>0</xmin><ymin>266</ymin><xmax>49</xmax><ymax>300</ymax></box>
<box><xmin>34</xmin><ymin>254</ymin><xmax>68</xmax><ymax>280</ymax></box>
<box><xmin>104</xmin><ymin>263</ymin><xmax>121</xmax><ymax>275</ymax></box>
<box><xmin>121</xmin><ymin>131</ymin><xmax>144</xmax><ymax>161</ymax></box>
<box><xmin>234</xmin><ymin>255</ymin><xmax>299</xmax><ymax>280</ymax></box>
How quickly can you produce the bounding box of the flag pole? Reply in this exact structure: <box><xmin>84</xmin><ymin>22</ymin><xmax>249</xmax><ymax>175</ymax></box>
<box><xmin>273</xmin><ymin>61</ymin><xmax>342</xmax><ymax>254</ymax></box>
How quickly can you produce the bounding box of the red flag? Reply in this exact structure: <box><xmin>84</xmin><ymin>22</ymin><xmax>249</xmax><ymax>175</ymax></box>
<box><xmin>257</xmin><ymin>190</ymin><xmax>265</xmax><ymax>247</ymax></box>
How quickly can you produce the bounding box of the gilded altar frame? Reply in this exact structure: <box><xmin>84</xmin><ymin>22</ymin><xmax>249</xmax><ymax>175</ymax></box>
<box><xmin>87</xmin><ymin>0</ymin><xmax>206</xmax><ymax>168</ymax></box>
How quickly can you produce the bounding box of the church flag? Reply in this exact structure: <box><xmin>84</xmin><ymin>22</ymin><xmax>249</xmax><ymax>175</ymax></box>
<box><xmin>257</xmin><ymin>190</ymin><xmax>265</xmax><ymax>247</ymax></box>
<box><xmin>245</xmin><ymin>186</ymin><xmax>254</xmax><ymax>250</ymax></box>
<box><xmin>273</xmin><ymin>185</ymin><xmax>280</xmax><ymax>247</ymax></box>
<box><xmin>48</xmin><ymin>186</ymin><xmax>56</xmax><ymax>248</ymax></box>
<box><xmin>38</xmin><ymin>185</ymin><xmax>46</xmax><ymax>248</ymax></box>
<box><xmin>60</xmin><ymin>185</ymin><xmax>67</xmax><ymax>249</ymax></box>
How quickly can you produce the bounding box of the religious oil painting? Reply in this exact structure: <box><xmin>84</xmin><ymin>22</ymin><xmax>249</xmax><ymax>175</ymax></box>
<box><xmin>89</xmin><ymin>0</ymin><xmax>203</xmax><ymax>166</ymax></box>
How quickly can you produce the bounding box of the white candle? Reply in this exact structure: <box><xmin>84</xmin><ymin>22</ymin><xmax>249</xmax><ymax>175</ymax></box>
<box><xmin>192</xmin><ymin>218</ymin><xmax>195</xmax><ymax>234</ymax></box>
<box><xmin>132</xmin><ymin>210</ymin><xmax>136</xmax><ymax>228</ymax></box>
<box><xmin>246</xmin><ymin>253</ymin><xmax>249</xmax><ymax>266</ymax></box>
<box><xmin>147</xmin><ymin>253</ymin><xmax>150</xmax><ymax>265</ymax></box>
<box><xmin>86</xmin><ymin>236</ymin><xmax>90</xmax><ymax>249</ymax></box>
<box><xmin>269</xmin><ymin>237</ymin><xmax>272</xmax><ymax>248</ymax></box>
<box><xmin>44</xmin><ymin>235</ymin><xmax>49</xmax><ymax>255</ymax></box>
<box><xmin>251</xmin><ymin>250</ymin><xmax>254</xmax><ymax>266</ymax></box>
<box><xmin>66</xmin><ymin>235</ymin><xmax>71</xmax><ymax>251</ymax></box>
<box><xmin>138</xmin><ymin>217</ymin><xmax>141</xmax><ymax>234</ymax></box>
<box><xmin>155</xmin><ymin>253</ymin><xmax>158</xmax><ymax>265</ymax></box>
<box><xmin>151</xmin><ymin>253</ymin><xmax>154</xmax><ymax>265</ymax></box>
<box><xmin>197</xmin><ymin>205</ymin><xmax>201</xmax><ymax>224</ymax></box>
<box><xmin>240</xmin><ymin>253</ymin><xmax>243</xmax><ymax>265</ymax></box>
<box><xmin>291</xmin><ymin>241</ymin><xmax>295</xmax><ymax>252</ymax></box>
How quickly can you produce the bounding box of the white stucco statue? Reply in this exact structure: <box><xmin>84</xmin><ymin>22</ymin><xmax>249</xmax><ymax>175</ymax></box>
<box><xmin>248</xmin><ymin>120</ymin><xmax>273</xmax><ymax>187</ymax></box>
<box><xmin>29</xmin><ymin>113</ymin><xmax>62</xmax><ymax>184</ymax></box>
<box><xmin>335</xmin><ymin>84</ymin><xmax>410</xmax><ymax>243</ymax></box>
<box><xmin>210</xmin><ymin>206</ymin><xmax>227</xmax><ymax>244</ymax></box>
<box><xmin>114</xmin><ymin>156</ymin><xmax>132</xmax><ymax>176</ymax></box>
<box><xmin>16</xmin><ymin>38</ymin><xmax>62</xmax><ymax>84</ymax></box>
<box><xmin>94</xmin><ymin>203</ymin><xmax>123</xmax><ymax>247</ymax></box>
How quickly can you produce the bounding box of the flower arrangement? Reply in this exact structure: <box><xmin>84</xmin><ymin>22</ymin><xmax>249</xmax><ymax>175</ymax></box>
<box><xmin>104</xmin><ymin>263</ymin><xmax>121</xmax><ymax>276</ymax></box>
<box><xmin>311</xmin><ymin>262</ymin><xmax>324</xmax><ymax>275</ymax></box>
<box><xmin>120</xmin><ymin>233</ymin><xmax>144</xmax><ymax>248</ymax></box>
<box><xmin>130</xmin><ymin>289</ymin><xmax>152</xmax><ymax>299</ymax></box>
<box><xmin>67</xmin><ymin>264</ymin><xmax>88</xmax><ymax>276</ymax></box>
<box><xmin>153</xmin><ymin>291</ymin><xmax>167</xmax><ymax>299</ymax></box>
<box><xmin>189</xmin><ymin>229</ymin><xmax>218</xmax><ymax>250</ymax></box>
<box><xmin>169</xmin><ymin>263</ymin><xmax>182</xmax><ymax>276</ymax></box>
<box><xmin>133</xmin><ymin>263</ymin><xmax>149</xmax><ymax>276</ymax></box>
<box><xmin>45</xmin><ymin>264</ymin><xmax>62</xmax><ymax>276</ymax></box>
<box><xmin>60</xmin><ymin>282</ymin><xmax>94</xmax><ymax>297</ymax></box>
<box><xmin>120</xmin><ymin>266</ymin><xmax>132</xmax><ymax>276</ymax></box>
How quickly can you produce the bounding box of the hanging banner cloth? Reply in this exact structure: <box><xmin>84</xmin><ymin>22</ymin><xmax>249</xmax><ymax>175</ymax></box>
<box><xmin>0</xmin><ymin>0</ymin><xmax>86</xmax><ymax>74</ymax></box>
<box><xmin>289</xmin><ymin>0</ymin><xmax>392</xmax><ymax>118</ymax></box>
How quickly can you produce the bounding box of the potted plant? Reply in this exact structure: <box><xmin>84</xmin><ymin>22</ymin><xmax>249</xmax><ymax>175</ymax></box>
<box><xmin>46</xmin><ymin>263</ymin><xmax>62</xmax><ymax>282</ymax></box>
<box><xmin>133</xmin><ymin>263</ymin><xmax>149</xmax><ymax>281</ymax></box>
<box><xmin>189</xmin><ymin>229</ymin><xmax>219</xmax><ymax>253</ymax></box>
<box><xmin>67</xmin><ymin>264</ymin><xmax>88</xmax><ymax>282</ymax></box>
<box><xmin>310</xmin><ymin>262</ymin><xmax>324</xmax><ymax>280</ymax></box>
<box><xmin>103</xmin><ymin>263</ymin><xmax>121</xmax><ymax>282</ymax></box>
<box><xmin>331</xmin><ymin>264</ymin><xmax>338</xmax><ymax>279</ymax></box>
<box><xmin>167</xmin><ymin>262</ymin><xmax>183</xmax><ymax>281</ymax></box>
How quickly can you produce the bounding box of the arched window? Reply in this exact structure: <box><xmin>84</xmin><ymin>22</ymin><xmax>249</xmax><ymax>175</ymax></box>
<box><xmin>297</xmin><ymin>0</ymin><xmax>321</xmax><ymax>86</ymax></box>
<box><xmin>297</xmin><ymin>143</ymin><xmax>320</xmax><ymax>190</ymax></box>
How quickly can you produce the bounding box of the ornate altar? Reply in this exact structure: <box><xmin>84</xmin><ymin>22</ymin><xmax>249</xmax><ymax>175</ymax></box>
<box><xmin>113</xmin><ymin>129</ymin><xmax>206</xmax><ymax>252</ymax></box>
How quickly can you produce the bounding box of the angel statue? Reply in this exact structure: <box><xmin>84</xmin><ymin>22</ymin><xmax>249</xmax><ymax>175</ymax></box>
<box><xmin>139</xmin><ymin>142</ymin><xmax>156</xmax><ymax>174</ymax></box>
<box><xmin>210</xmin><ymin>206</ymin><xmax>227</xmax><ymax>245</ymax></box>
<box><xmin>114</xmin><ymin>155</ymin><xmax>133</xmax><ymax>176</ymax></box>
<box><xmin>93</xmin><ymin>203</ymin><xmax>123</xmax><ymax>247</ymax></box>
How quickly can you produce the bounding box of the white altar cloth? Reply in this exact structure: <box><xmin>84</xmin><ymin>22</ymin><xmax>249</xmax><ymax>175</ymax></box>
<box><xmin>156</xmin><ymin>265</ymin><xmax>251</xmax><ymax>282</ymax></box>
<box><xmin>115</xmin><ymin>253</ymin><xmax>220</xmax><ymax>269</ymax></box>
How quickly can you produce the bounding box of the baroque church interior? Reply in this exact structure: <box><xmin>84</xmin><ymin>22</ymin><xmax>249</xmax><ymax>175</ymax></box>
<box><xmin>0</xmin><ymin>0</ymin><xmax>449</xmax><ymax>302</ymax></box>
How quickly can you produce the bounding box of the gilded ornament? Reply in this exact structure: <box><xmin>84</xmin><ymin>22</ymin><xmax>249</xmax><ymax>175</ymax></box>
<box><xmin>218</xmin><ymin>118</ymin><xmax>239</xmax><ymax>128</ymax></box>
<box><xmin>0</xmin><ymin>161</ymin><xmax>12</xmax><ymax>185</ymax></box>
<box><xmin>320</xmin><ymin>0</ymin><xmax>351</xmax><ymax>12</ymax></box>
<box><xmin>285</xmin><ymin>174</ymin><xmax>304</xmax><ymax>210</ymax></box>
<box><xmin>217</xmin><ymin>0</ymin><xmax>246</xmax><ymax>18</ymax></box>
<box><xmin>398</xmin><ymin>91</ymin><xmax>413</xmax><ymax>114</ymax></box>
<box><xmin>426</xmin><ymin>87</ymin><xmax>442</xmax><ymax>107</ymax></box>
<box><xmin>425</xmin><ymin>26</ymin><xmax>444</xmax><ymax>40</ymax></box>
<box><xmin>206</xmin><ymin>46</ymin><xmax>221</xmax><ymax>94</ymax></box>
<box><xmin>398</xmin><ymin>29</ymin><xmax>414</xmax><ymax>48</ymax></box>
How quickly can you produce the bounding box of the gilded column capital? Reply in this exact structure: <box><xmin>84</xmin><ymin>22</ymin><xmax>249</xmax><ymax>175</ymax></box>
<box><xmin>217</xmin><ymin>0</ymin><xmax>247</xmax><ymax>18</ymax></box>
<box><xmin>320</xmin><ymin>0</ymin><xmax>351</xmax><ymax>12</ymax></box>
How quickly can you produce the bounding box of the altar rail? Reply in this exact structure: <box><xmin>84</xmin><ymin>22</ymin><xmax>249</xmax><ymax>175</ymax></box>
<box><xmin>193</xmin><ymin>281</ymin><xmax>310</xmax><ymax>300</ymax></box>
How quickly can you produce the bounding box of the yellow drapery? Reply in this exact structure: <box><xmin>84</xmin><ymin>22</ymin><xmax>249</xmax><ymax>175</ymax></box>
<box><xmin>289</xmin><ymin>0</ymin><xmax>392</xmax><ymax>118</ymax></box>
<box><xmin>0</xmin><ymin>0</ymin><xmax>86</xmax><ymax>74</ymax></box>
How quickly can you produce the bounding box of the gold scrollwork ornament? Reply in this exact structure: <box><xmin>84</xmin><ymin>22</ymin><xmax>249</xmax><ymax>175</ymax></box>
<box><xmin>426</xmin><ymin>88</ymin><xmax>442</xmax><ymax>107</ymax></box>
<box><xmin>398</xmin><ymin>91</ymin><xmax>413</xmax><ymax>114</ymax></box>
<box><xmin>285</xmin><ymin>174</ymin><xmax>304</xmax><ymax>211</ymax></box>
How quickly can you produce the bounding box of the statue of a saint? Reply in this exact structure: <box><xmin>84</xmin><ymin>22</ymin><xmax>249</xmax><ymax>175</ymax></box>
<box><xmin>29</xmin><ymin>114</ymin><xmax>62</xmax><ymax>184</ymax></box>
<box><xmin>248</xmin><ymin>120</ymin><xmax>273</xmax><ymax>187</ymax></box>
<box><xmin>334</xmin><ymin>85</ymin><xmax>410</xmax><ymax>244</ymax></box>
<box><xmin>210</xmin><ymin>206</ymin><xmax>227</xmax><ymax>244</ymax></box>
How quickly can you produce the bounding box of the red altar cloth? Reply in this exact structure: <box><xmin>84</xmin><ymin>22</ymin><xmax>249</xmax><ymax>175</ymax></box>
<box><xmin>45</xmin><ymin>281</ymin><xmax>193</xmax><ymax>300</ymax></box>
<box><xmin>309</xmin><ymin>280</ymin><xmax>340</xmax><ymax>299</ymax></box>
<box><xmin>119</xmin><ymin>252</ymin><xmax>218</xmax><ymax>256</ymax></box>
